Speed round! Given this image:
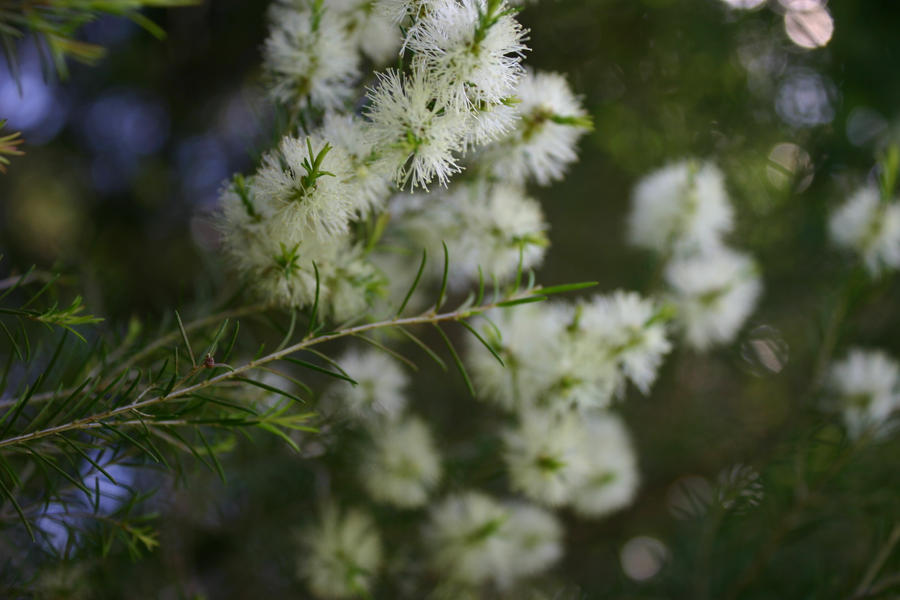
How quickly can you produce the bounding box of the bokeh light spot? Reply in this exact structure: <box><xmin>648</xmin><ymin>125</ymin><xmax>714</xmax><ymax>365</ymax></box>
<box><xmin>721</xmin><ymin>0</ymin><xmax>766</xmax><ymax>9</ymax></box>
<box><xmin>620</xmin><ymin>537</ymin><xmax>669</xmax><ymax>581</ymax></box>
<box><xmin>775</xmin><ymin>69</ymin><xmax>836</xmax><ymax>127</ymax></box>
<box><xmin>846</xmin><ymin>107</ymin><xmax>888</xmax><ymax>147</ymax></box>
<box><xmin>784</xmin><ymin>7</ymin><xmax>834</xmax><ymax>49</ymax></box>
<box><xmin>741</xmin><ymin>325</ymin><xmax>790</xmax><ymax>375</ymax></box>
<box><xmin>766</xmin><ymin>143</ymin><xmax>813</xmax><ymax>192</ymax></box>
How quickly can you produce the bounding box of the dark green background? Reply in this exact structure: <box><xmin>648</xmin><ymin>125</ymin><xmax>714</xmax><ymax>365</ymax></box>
<box><xmin>2</xmin><ymin>0</ymin><xmax>900</xmax><ymax>597</ymax></box>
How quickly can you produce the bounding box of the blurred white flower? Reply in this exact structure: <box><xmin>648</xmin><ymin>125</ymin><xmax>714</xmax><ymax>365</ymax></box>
<box><xmin>376</xmin><ymin>0</ymin><xmax>437</xmax><ymax>24</ymax></box>
<box><xmin>628</xmin><ymin>160</ymin><xmax>734</xmax><ymax>256</ymax></box>
<box><xmin>666</xmin><ymin>248</ymin><xmax>762</xmax><ymax>350</ymax></box>
<box><xmin>322</xmin><ymin>348</ymin><xmax>409</xmax><ymax>420</ymax></box>
<box><xmin>571</xmin><ymin>412</ymin><xmax>640</xmax><ymax>518</ymax></box>
<box><xmin>324</xmin><ymin>242</ymin><xmax>386</xmax><ymax>323</ymax></box>
<box><xmin>219</xmin><ymin>195</ymin><xmax>383</xmax><ymax>314</ymax></box>
<box><xmin>397</xmin><ymin>181</ymin><xmax>548</xmax><ymax>286</ymax></box>
<box><xmin>468</xmin><ymin>293</ymin><xmax>672</xmax><ymax>413</ymax></box>
<box><xmin>502</xmin><ymin>408</ymin><xmax>642</xmax><ymax>518</ymax></box>
<box><xmin>217</xmin><ymin>188</ymin><xmax>343</xmax><ymax>310</ymax></box>
<box><xmin>361</xmin><ymin>416</ymin><xmax>442</xmax><ymax>508</ymax></box>
<box><xmin>504</xmin><ymin>503</ymin><xmax>564</xmax><ymax>578</ymax></box>
<box><xmin>829</xmin><ymin>185</ymin><xmax>900</xmax><ymax>276</ymax></box>
<box><xmin>300</xmin><ymin>505</ymin><xmax>382</xmax><ymax>599</ymax></box>
<box><xmin>333</xmin><ymin>0</ymin><xmax>402</xmax><ymax>65</ymax></box>
<box><xmin>466</xmin><ymin>302</ymin><xmax>597</xmax><ymax>412</ymax></box>
<box><xmin>481</xmin><ymin>70</ymin><xmax>591</xmax><ymax>185</ymax></box>
<box><xmin>405</xmin><ymin>0</ymin><xmax>527</xmax><ymax>110</ymax></box>
<box><xmin>503</xmin><ymin>408</ymin><xmax>589</xmax><ymax>505</ymax></box>
<box><xmin>579</xmin><ymin>290</ymin><xmax>673</xmax><ymax>395</ymax></box>
<box><xmin>264</xmin><ymin>3</ymin><xmax>359</xmax><ymax>111</ymax></box>
<box><xmin>828</xmin><ymin>349</ymin><xmax>900</xmax><ymax>439</ymax></box>
<box><xmin>365</xmin><ymin>67</ymin><xmax>467</xmax><ymax>189</ymax></box>
<box><xmin>425</xmin><ymin>492</ymin><xmax>561</xmax><ymax>589</ymax></box>
<box><xmin>321</xmin><ymin>112</ymin><xmax>392</xmax><ymax>217</ymax></box>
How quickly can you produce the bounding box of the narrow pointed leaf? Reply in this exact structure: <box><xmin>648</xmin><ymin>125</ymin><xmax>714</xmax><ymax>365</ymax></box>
<box><xmin>397</xmin><ymin>249</ymin><xmax>427</xmax><ymax>317</ymax></box>
<box><xmin>433</xmin><ymin>324</ymin><xmax>475</xmax><ymax>398</ymax></box>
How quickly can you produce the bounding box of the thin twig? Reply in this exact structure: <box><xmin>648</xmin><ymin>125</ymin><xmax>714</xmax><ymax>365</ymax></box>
<box><xmin>863</xmin><ymin>572</ymin><xmax>900</xmax><ymax>597</ymax></box>
<box><xmin>0</xmin><ymin>291</ymin><xmax>534</xmax><ymax>450</ymax></box>
<box><xmin>726</xmin><ymin>432</ymin><xmax>873</xmax><ymax>600</ymax></box>
<box><xmin>852</xmin><ymin>523</ymin><xmax>900</xmax><ymax>599</ymax></box>
<box><xmin>0</xmin><ymin>271</ymin><xmax>62</xmax><ymax>291</ymax></box>
<box><xmin>0</xmin><ymin>302</ymin><xmax>269</xmax><ymax>409</ymax></box>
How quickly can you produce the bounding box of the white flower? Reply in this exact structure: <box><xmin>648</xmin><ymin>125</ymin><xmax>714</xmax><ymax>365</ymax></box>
<box><xmin>425</xmin><ymin>492</ymin><xmax>510</xmax><ymax>587</ymax></box>
<box><xmin>828</xmin><ymin>349</ymin><xmax>900</xmax><ymax>439</ymax></box>
<box><xmin>365</xmin><ymin>67</ymin><xmax>467</xmax><ymax>189</ymax></box>
<box><xmin>578</xmin><ymin>291</ymin><xmax>672</xmax><ymax>395</ymax></box>
<box><xmin>666</xmin><ymin>248</ymin><xmax>762</xmax><ymax>350</ymax></box>
<box><xmin>468</xmin><ymin>293</ymin><xmax>671</xmax><ymax>414</ymax></box>
<box><xmin>504</xmin><ymin>503</ymin><xmax>564</xmax><ymax>578</ymax></box>
<box><xmin>466</xmin><ymin>302</ymin><xmax>574</xmax><ymax>412</ymax></box>
<box><xmin>571</xmin><ymin>412</ymin><xmax>640</xmax><ymax>518</ymax></box>
<box><xmin>424</xmin><ymin>492</ymin><xmax>561</xmax><ymax>589</ymax></box>
<box><xmin>450</xmin><ymin>182</ymin><xmax>548</xmax><ymax>283</ymax></box>
<box><xmin>264</xmin><ymin>3</ymin><xmax>359</xmax><ymax>111</ymax></box>
<box><xmin>503</xmin><ymin>408</ymin><xmax>589</xmax><ymax>505</ymax></box>
<box><xmin>466</xmin><ymin>302</ymin><xmax>618</xmax><ymax>412</ymax></box>
<box><xmin>322</xmin><ymin>242</ymin><xmax>386</xmax><ymax>323</ymax></box>
<box><xmin>464</xmin><ymin>99</ymin><xmax>519</xmax><ymax>149</ymax></box>
<box><xmin>405</xmin><ymin>0</ymin><xmax>527</xmax><ymax>110</ymax></box>
<box><xmin>829</xmin><ymin>185</ymin><xmax>900</xmax><ymax>275</ymax></box>
<box><xmin>361</xmin><ymin>416</ymin><xmax>442</xmax><ymax>508</ymax></box>
<box><xmin>300</xmin><ymin>505</ymin><xmax>382</xmax><ymax>599</ymax></box>
<box><xmin>322</xmin><ymin>348</ymin><xmax>409</xmax><ymax>421</ymax></box>
<box><xmin>221</xmin><ymin>223</ymin><xmax>382</xmax><ymax>317</ymax></box>
<box><xmin>505</xmin><ymin>408</ymin><xmax>642</xmax><ymax>517</ymax></box>
<box><xmin>628</xmin><ymin>160</ymin><xmax>734</xmax><ymax>255</ymax></box>
<box><xmin>321</xmin><ymin>113</ymin><xmax>392</xmax><ymax>217</ymax></box>
<box><xmin>481</xmin><ymin>70</ymin><xmax>591</xmax><ymax>185</ymax></box>
<box><xmin>547</xmin><ymin>326</ymin><xmax>621</xmax><ymax>411</ymax></box>
<box><xmin>376</xmin><ymin>0</ymin><xmax>437</xmax><ymax>24</ymax></box>
<box><xmin>255</xmin><ymin>134</ymin><xmax>357</xmax><ymax>240</ymax></box>
<box><xmin>218</xmin><ymin>205</ymin><xmax>338</xmax><ymax>309</ymax></box>
<box><xmin>397</xmin><ymin>181</ymin><xmax>548</xmax><ymax>287</ymax></box>
<box><xmin>333</xmin><ymin>0</ymin><xmax>402</xmax><ymax>65</ymax></box>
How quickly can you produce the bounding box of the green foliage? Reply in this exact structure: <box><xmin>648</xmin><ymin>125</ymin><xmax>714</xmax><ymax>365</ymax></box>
<box><xmin>0</xmin><ymin>120</ymin><xmax>23</xmax><ymax>174</ymax></box>
<box><xmin>4</xmin><ymin>0</ymin><xmax>900</xmax><ymax>597</ymax></box>
<box><xmin>0</xmin><ymin>246</ymin><xmax>581</xmax><ymax>577</ymax></box>
<box><xmin>0</xmin><ymin>0</ymin><xmax>197</xmax><ymax>80</ymax></box>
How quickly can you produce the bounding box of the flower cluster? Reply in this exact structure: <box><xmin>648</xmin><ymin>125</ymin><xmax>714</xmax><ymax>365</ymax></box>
<box><xmin>263</xmin><ymin>1</ymin><xmax>361</xmax><ymax>112</ymax></box>
<box><xmin>827</xmin><ymin>348</ymin><xmax>900</xmax><ymax>439</ymax></box>
<box><xmin>222</xmin><ymin>0</ymin><xmax>654</xmax><ymax>596</ymax></box>
<box><xmin>628</xmin><ymin>160</ymin><xmax>763</xmax><ymax>350</ymax></box>
<box><xmin>424</xmin><ymin>492</ymin><xmax>562</xmax><ymax>589</ymax></box>
<box><xmin>221</xmin><ymin>0</ymin><xmax>591</xmax><ymax>321</ymax></box>
<box><xmin>478</xmin><ymin>70</ymin><xmax>594</xmax><ymax>185</ymax></box>
<box><xmin>392</xmin><ymin>180</ymin><xmax>549</xmax><ymax>288</ymax></box>
<box><xmin>321</xmin><ymin>347</ymin><xmax>443</xmax><ymax>509</ymax></box>
<box><xmin>469</xmin><ymin>291</ymin><xmax>672</xmax><ymax>412</ymax></box>
<box><xmin>466</xmin><ymin>291</ymin><xmax>670</xmax><ymax>518</ymax></box>
<box><xmin>503</xmin><ymin>408</ymin><xmax>639</xmax><ymax>515</ymax></box>
<box><xmin>299</xmin><ymin>506</ymin><xmax>383</xmax><ymax>599</ymax></box>
<box><xmin>829</xmin><ymin>184</ymin><xmax>900</xmax><ymax>276</ymax></box>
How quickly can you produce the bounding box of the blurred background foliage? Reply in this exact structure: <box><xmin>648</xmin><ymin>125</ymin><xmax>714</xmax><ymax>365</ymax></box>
<box><xmin>2</xmin><ymin>0</ymin><xmax>900</xmax><ymax>598</ymax></box>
